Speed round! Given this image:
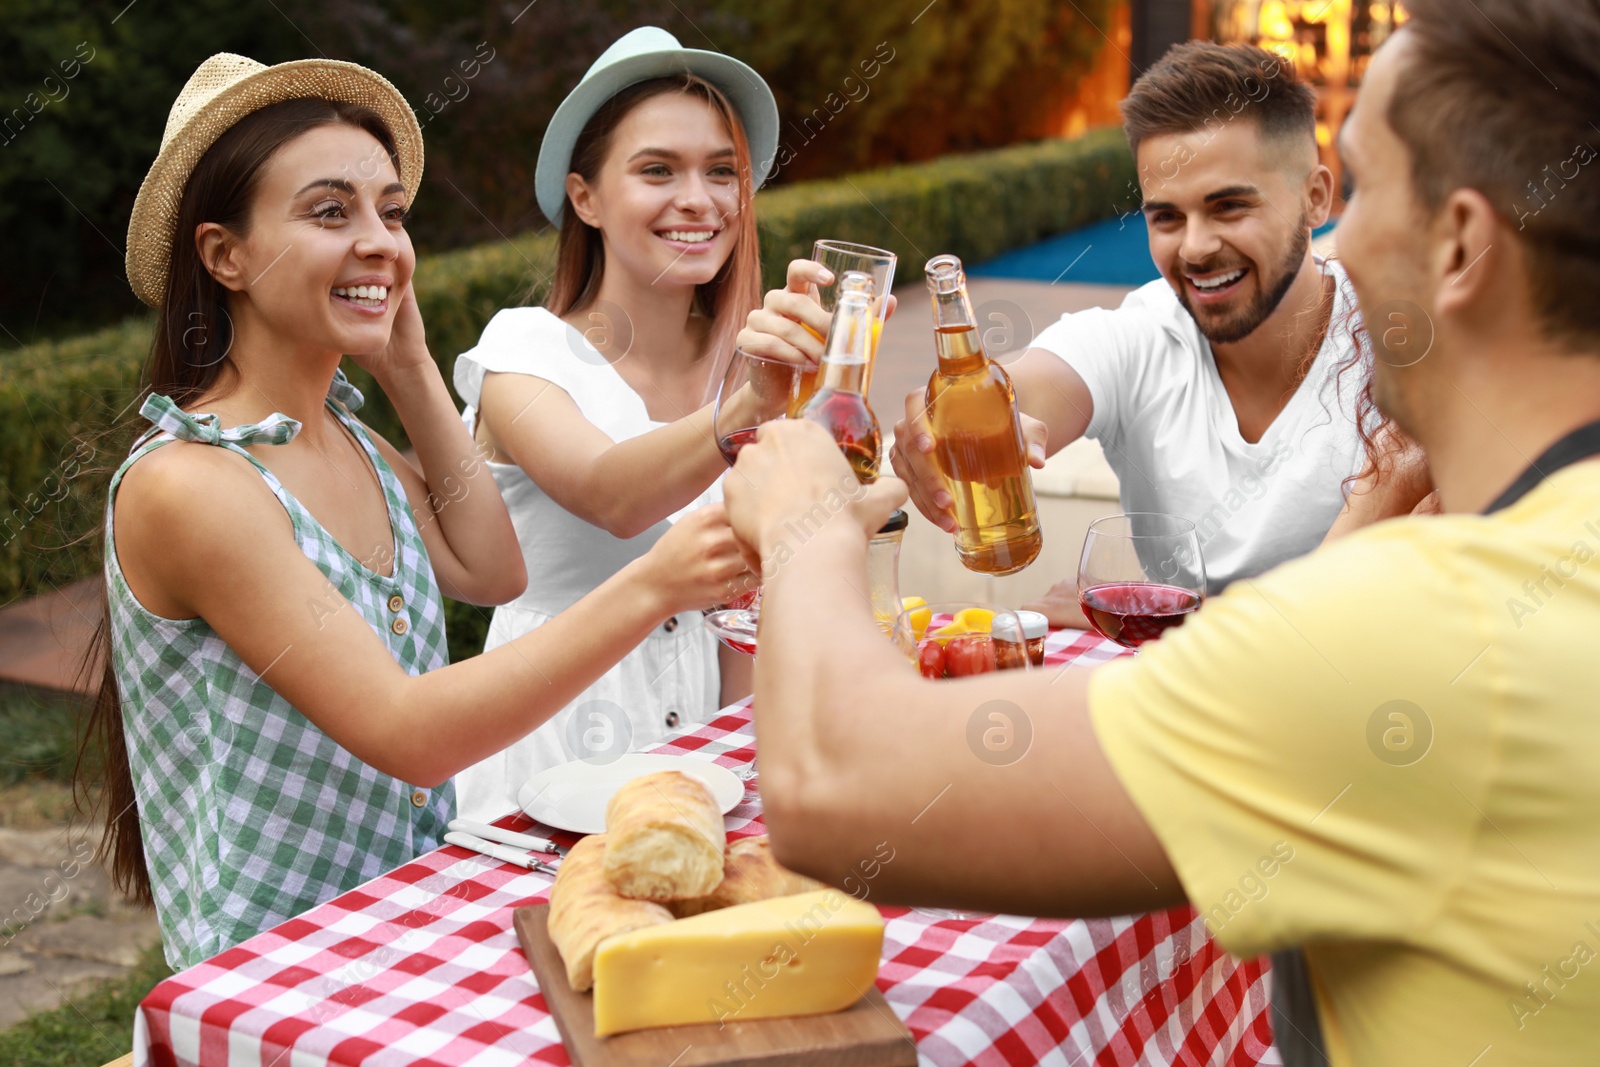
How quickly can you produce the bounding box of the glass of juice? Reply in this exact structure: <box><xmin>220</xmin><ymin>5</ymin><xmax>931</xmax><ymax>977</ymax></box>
<box><xmin>792</xmin><ymin>239</ymin><xmax>896</xmax><ymax>412</ymax></box>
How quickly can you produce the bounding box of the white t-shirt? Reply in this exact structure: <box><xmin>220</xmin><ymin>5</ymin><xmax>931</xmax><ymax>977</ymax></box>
<box><xmin>449</xmin><ymin>307</ymin><xmax>723</xmax><ymax>822</ymax></box>
<box><xmin>1030</xmin><ymin>258</ymin><xmax>1368</xmax><ymax>592</ymax></box>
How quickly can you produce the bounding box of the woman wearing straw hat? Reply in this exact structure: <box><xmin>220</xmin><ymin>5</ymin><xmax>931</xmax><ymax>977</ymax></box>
<box><xmin>81</xmin><ymin>53</ymin><xmax>750</xmax><ymax>969</ymax></box>
<box><xmin>450</xmin><ymin>27</ymin><xmax>835</xmax><ymax>821</ymax></box>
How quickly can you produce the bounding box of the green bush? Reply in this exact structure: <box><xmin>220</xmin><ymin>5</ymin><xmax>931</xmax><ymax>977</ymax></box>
<box><xmin>0</xmin><ymin>129</ymin><xmax>1133</xmax><ymax>661</ymax></box>
<box><xmin>0</xmin><ymin>685</ymin><xmax>85</xmax><ymax>787</ymax></box>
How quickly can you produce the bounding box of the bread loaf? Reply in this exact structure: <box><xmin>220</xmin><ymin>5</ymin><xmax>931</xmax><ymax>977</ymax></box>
<box><xmin>547</xmin><ymin>834</ymin><xmax>673</xmax><ymax>991</ymax></box>
<box><xmin>602</xmin><ymin>770</ymin><xmax>726</xmax><ymax>901</ymax></box>
<box><xmin>670</xmin><ymin>835</ymin><xmax>826</xmax><ymax>917</ymax></box>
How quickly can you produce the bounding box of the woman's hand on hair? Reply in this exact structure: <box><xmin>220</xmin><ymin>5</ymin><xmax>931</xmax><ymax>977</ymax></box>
<box><xmin>736</xmin><ymin>259</ymin><xmax>833</xmax><ymax>368</ymax></box>
<box><xmin>350</xmin><ymin>281</ymin><xmax>433</xmax><ymax>383</ymax></box>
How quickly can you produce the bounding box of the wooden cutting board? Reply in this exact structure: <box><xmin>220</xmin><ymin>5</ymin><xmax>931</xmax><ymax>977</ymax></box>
<box><xmin>514</xmin><ymin>905</ymin><xmax>917</xmax><ymax>1067</ymax></box>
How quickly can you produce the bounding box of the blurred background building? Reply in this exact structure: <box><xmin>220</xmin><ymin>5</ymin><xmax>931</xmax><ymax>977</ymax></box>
<box><xmin>1076</xmin><ymin>0</ymin><xmax>1409</xmax><ymax>197</ymax></box>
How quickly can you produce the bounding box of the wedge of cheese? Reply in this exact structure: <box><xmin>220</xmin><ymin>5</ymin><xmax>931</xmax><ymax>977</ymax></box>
<box><xmin>591</xmin><ymin>888</ymin><xmax>884</xmax><ymax>1036</ymax></box>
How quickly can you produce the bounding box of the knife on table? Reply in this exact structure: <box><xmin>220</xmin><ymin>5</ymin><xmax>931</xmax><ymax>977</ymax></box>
<box><xmin>445</xmin><ymin>832</ymin><xmax>561</xmax><ymax>877</ymax></box>
<box><xmin>447</xmin><ymin>818</ymin><xmax>565</xmax><ymax>855</ymax></box>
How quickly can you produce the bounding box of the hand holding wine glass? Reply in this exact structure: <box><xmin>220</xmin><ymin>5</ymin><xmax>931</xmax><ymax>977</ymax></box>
<box><xmin>704</xmin><ymin>348</ymin><xmax>802</xmax><ymax>654</ymax></box>
<box><xmin>637</xmin><ymin>503</ymin><xmax>755</xmax><ymax>616</ymax></box>
<box><xmin>1076</xmin><ymin>513</ymin><xmax>1205</xmax><ymax>650</ymax></box>
<box><xmin>713</xmin><ymin>346</ymin><xmax>800</xmax><ymax>464</ymax></box>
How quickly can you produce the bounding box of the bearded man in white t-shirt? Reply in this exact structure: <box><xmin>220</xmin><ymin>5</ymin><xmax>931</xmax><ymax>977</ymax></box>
<box><xmin>893</xmin><ymin>42</ymin><xmax>1432</xmax><ymax>612</ymax></box>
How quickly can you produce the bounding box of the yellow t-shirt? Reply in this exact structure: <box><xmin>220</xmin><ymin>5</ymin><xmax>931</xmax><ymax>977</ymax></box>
<box><xmin>1089</xmin><ymin>461</ymin><xmax>1600</xmax><ymax>1067</ymax></box>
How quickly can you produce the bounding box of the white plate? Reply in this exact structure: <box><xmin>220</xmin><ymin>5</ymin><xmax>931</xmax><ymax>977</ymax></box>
<box><xmin>516</xmin><ymin>753</ymin><xmax>743</xmax><ymax>835</ymax></box>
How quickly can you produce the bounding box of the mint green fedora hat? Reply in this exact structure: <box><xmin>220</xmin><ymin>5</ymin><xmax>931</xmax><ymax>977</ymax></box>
<box><xmin>535</xmin><ymin>26</ymin><xmax>779</xmax><ymax>225</ymax></box>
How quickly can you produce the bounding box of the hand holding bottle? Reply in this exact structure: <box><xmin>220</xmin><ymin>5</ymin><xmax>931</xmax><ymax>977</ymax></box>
<box><xmin>921</xmin><ymin>254</ymin><xmax>1044</xmax><ymax>575</ymax></box>
<box><xmin>891</xmin><ymin>402</ymin><xmax>1048</xmax><ymax>533</ymax></box>
<box><xmin>723</xmin><ymin>421</ymin><xmax>907</xmax><ymax>560</ymax></box>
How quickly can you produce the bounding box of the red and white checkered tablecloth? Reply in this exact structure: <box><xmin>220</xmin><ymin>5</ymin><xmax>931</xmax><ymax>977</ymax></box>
<box><xmin>134</xmin><ymin>629</ymin><xmax>1278</xmax><ymax>1067</ymax></box>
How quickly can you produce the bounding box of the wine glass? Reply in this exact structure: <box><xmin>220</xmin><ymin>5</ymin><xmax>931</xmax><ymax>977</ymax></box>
<box><xmin>1076</xmin><ymin>514</ymin><xmax>1206</xmax><ymax>651</ymax></box>
<box><xmin>791</xmin><ymin>239</ymin><xmax>897</xmax><ymax>414</ymax></box>
<box><xmin>703</xmin><ymin>348</ymin><xmax>801</xmax><ymax>656</ymax></box>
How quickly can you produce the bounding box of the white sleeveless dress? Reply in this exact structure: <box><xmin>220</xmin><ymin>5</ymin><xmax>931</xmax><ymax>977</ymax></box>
<box><xmin>451</xmin><ymin>307</ymin><xmax>723</xmax><ymax>822</ymax></box>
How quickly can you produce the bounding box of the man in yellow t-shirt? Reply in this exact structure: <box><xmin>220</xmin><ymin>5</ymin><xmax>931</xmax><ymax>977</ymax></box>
<box><xmin>1086</xmin><ymin>460</ymin><xmax>1600</xmax><ymax>1062</ymax></box>
<box><xmin>720</xmin><ymin>0</ymin><xmax>1600</xmax><ymax>1064</ymax></box>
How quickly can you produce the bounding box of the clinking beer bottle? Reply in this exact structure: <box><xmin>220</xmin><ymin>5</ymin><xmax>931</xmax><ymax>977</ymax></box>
<box><xmin>923</xmin><ymin>254</ymin><xmax>1042</xmax><ymax>575</ymax></box>
<box><xmin>802</xmin><ymin>270</ymin><xmax>881</xmax><ymax>483</ymax></box>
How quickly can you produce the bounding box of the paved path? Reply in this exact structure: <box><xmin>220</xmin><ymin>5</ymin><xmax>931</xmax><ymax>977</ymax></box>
<box><xmin>867</xmin><ymin>277</ymin><xmax>1134</xmax><ymax>420</ymax></box>
<box><xmin>0</xmin><ymin>578</ymin><xmax>101</xmax><ymax>695</ymax></box>
<box><xmin>0</xmin><ymin>823</ymin><xmax>163</xmax><ymax>1029</ymax></box>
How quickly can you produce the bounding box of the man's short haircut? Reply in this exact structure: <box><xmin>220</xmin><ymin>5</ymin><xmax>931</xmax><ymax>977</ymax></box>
<box><xmin>1392</xmin><ymin>0</ymin><xmax>1600</xmax><ymax>347</ymax></box>
<box><xmin>1120</xmin><ymin>41</ymin><xmax>1318</xmax><ymax>160</ymax></box>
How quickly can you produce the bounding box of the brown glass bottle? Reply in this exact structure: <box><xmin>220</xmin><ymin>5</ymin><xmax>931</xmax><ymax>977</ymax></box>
<box><xmin>801</xmin><ymin>271</ymin><xmax>880</xmax><ymax>483</ymax></box>
<box><xmin>923</xmin><ymin>254</ymin><xmax>1041</xmax><ymax>575</ymax></box>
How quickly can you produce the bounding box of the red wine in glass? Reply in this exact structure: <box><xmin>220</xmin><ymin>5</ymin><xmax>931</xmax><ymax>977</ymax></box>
<box><xmin>1076</xmin><ymin>512</ymin><xmax>1206</xmax><ymax>652</ymax></box>
<box><xmin>705</xmin><ymin>348</ymin><xmax>800</xmax><ymax>656</ymax></box>
<box><xmin>1079</xmin><ymin>582</ymin><xmax>1202</xmax><ymax>648</ymax></box>
<box><xmin>717</xmin><ymin>426</ymin><xmax>760</xmax><ymax>467</ymax></box>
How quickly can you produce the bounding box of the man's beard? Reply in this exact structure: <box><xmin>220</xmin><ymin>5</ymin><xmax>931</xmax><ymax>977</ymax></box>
<box><xmin>1177</xmin><ymin>214</ymin><xmax>1312</xmax><ymax>346</ymax></box>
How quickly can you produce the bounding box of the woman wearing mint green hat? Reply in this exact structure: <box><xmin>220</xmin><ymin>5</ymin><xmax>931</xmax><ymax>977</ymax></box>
<box><xmin>451</xmin><ymin>27</ymin><xmax>829</xmax><ymax>821</ymax></box>
<box><xmin>80</xmin><ymin>51</ymin><xmax>749</xmax><ymax>968</ymax></box>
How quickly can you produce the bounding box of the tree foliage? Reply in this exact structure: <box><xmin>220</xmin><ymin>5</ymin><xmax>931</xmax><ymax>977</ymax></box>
<box><xmin>0</xmin><ymin>0</ymin><xmax>1112</xmax><ymax>344</ymax></box>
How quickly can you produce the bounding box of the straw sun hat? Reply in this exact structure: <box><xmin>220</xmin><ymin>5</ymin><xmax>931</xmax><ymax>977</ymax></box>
<box><xmin>535</xmin><ymin>26</ymin><xmax>778</xmax><ymax>226</ymax></box>
<box><xmin>125</xmin><ymin>53</ymin><xmax>423</xmax><ymax>308</ymax></box>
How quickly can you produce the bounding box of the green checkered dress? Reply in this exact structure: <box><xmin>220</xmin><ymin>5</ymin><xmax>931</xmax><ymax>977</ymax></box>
<box><xmin>105</xmin><ymin>371</ymin><xmax>454</xmax><ymax>970</ymax></box>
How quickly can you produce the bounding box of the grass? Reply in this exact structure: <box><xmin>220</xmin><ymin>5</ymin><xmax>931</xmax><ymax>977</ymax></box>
<box><xmin>0</xmin><ymin>943</ymin><xmax>172</xmax><ymax>1067</ymax></box>
<box><xmin>0</xmin><ymin>686</ymin><xmax>95</xmax><ymax>829</ymax></box>
<box><xmin>0</xmin><ymin>686</ymin><xmax>85</xmax><ymax>788</ymax></box>
<box><xmin>0</xmin><ymin>780</ymin><xmax>82</xmax><ymax>830</ymax></box>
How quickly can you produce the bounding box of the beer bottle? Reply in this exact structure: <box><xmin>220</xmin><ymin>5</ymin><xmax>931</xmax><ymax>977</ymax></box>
<box><xmin>923</xmin><ymin>254</ymin><xmax>1042</xmax><ymax>575</ymax></box>
<box><xmin>801</xmin><ymin>270</ymin><xmax>881</xmax><ymax>483</ymax></box>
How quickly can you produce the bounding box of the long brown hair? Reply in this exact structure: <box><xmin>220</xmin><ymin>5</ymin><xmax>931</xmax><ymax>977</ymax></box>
<box><xmin>542</xmin><ymin>75</ymin><xmax>762</xmax><ymax>400</ymax></box>
<box><xmin>76</xmin><ymin>98</ymin><xmax>401</xmax><ymax>906</ymax></box>
<box><xmin>1307</xmin><ymin>265</ymin><xmax>1399</xmax><ymax>490</ymax></box>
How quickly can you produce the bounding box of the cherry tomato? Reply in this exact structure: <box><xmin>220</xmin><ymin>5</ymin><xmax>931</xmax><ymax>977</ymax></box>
<box><xmin>917</xmin><ymin>639</ymin><xmax>946</xmax><ymax>679</ymax></box>
<box><xmin>944</xmin><ymin>635</ymin><xmax>997</xmax><ymax>677</ymax></box>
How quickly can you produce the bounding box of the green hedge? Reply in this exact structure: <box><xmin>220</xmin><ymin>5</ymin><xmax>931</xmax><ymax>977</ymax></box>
<box><xmin>0</xmin><ymin>128</ymin><xmax>1133</xmax><ymax>661</ymax></box>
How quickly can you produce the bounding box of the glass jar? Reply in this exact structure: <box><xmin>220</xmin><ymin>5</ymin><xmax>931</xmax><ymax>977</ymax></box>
<box><xmin>867</xmin><ymin>509</ymin><xmax>908</xmax><ymax>633</ymax></box>
<box><xmin>1017</xmin><ymin>610</ymin><xmax>1048</xmax><ymax>666</ymax></box>
<box><xmin>993</xmin><ymin>609</ymin><xmax>1049</xmax><ymax>670</ymax></box>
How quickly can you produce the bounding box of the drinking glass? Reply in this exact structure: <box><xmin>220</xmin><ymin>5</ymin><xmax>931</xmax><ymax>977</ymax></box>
<box><xmin>1076</xmin><ymin>514</ymin><xmax>1206</xmax><ymax>651</ymax></box>
<box><xmin>703</xmin><ymin>348</ymin><xmax>801</xmax><ymax>656</ymax></box>
<box><xmin>791</xmin><ymin>239</ymin><xmax>897</xmax><ymax>413</ymax></box>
